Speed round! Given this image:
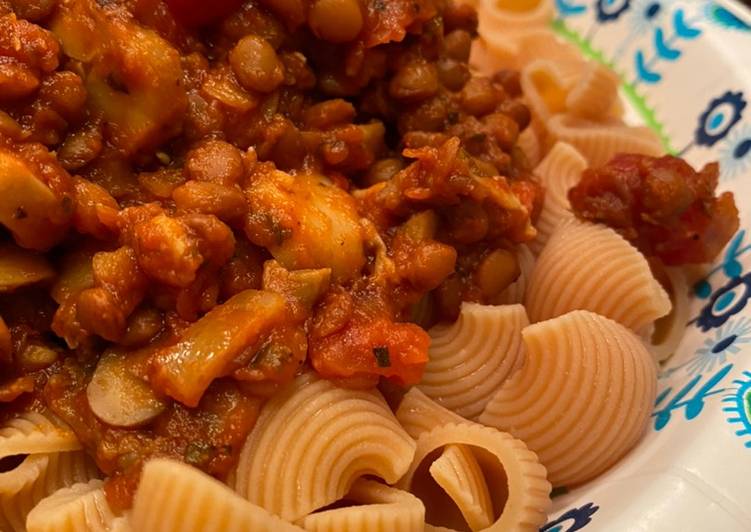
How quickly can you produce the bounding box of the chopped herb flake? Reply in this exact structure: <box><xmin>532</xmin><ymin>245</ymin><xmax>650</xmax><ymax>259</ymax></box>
<box><xmin>373</xmin><ymin>346</ymin><xmax>391</xmax><ymax>367</ymax></box>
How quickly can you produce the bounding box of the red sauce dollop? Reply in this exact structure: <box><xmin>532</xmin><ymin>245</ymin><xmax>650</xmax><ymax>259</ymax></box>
<box><xmin>569</xmin><ymin>154</ymin><xmax>739</xmax><ymax>265</ymax></box>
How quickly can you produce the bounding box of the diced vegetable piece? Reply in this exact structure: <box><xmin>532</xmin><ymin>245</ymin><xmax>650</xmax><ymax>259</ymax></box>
<box><xmin>245</xmin><ymin>170</ymin><xmax>366</xmax><ymax>281</ymax></box>
<box><xmin>76</xmin><ymin>246</ymin><xmax>148</xmax><ymax>342</ymax></box>
<box><xmin>51</xmin><ymin>0</ymin><xmax>187</xmax><ymax>155</ymax></box>
<box><xmin>50</xmin><ymin>248</ymin><xmax>96</xmax><ymax>304</ymax></box>
<box><xmin>150</xmin><ymin>289</ymin><xmax>286</xmax><ymax>406</ymax></box>
<box><xmin>0</xmin><ymin>243</ymin><xmax>55</xmax><ymax>292</ymax></box>
<box><xmin>261</xmin><ymin>260</ymin><xmax>331</xmax><ymax>320</ymax></box>
<box><xmin>87</xmin><ymin>350</ymin><xmax>168</xmax><ymax>427</ymax></box>
<box><xmin>0</xmin><ymin>150</ymin><xmax>70</xmax><ymax>250</ymax></box>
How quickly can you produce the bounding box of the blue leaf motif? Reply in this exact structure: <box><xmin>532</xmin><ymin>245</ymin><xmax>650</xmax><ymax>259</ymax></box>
<box><xmin>723</xmin><ymin>230</ymin><xmax>746</xmax><ymax>278</ymax></box>
<box><xmin>673</xmin><ymin>9</ymin><xmax>702</xmax><ymax>39</ymax></box>
<box><xmin>555</xmin><ymin>0</ymin><xmax>587</xmax><ymax>17</ymax></box>
<box><xmin>654</xmin><ymin>27</ymin><xmax>681</xmax><ymax>60</ymax></box>
<box><xmin>635</xmin><ymin>50</ymin><xmax>661</xmax><ymax>83</ymax></box>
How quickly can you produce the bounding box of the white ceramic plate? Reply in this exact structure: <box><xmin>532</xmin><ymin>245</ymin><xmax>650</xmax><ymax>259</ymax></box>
<box><xmin>539</xmin><ymin>1</ymin><xmax>751</xmax><ymax>530</ymax></box>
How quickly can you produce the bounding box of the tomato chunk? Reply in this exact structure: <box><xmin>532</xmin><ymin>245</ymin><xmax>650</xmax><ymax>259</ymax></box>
<box><xmin>310</xmin><ymin>287</ymin><xmax>430</xmax><ymax>386</ymax></box>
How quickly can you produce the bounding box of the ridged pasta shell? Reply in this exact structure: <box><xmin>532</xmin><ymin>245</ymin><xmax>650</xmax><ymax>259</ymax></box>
<box><xmin>300</xmin><ymin>479</ymin><xmax>425</xmax><ymax>532</ymax></box>
<box><xmin>233</xmin><ymin>373</ymin><xmax>416</xmax><ymax>521</ymax></box>
<box><xmin>519</xmin><ymin>60</ymin><xmax>570</xmax><ymax>144</ymax></box>
<box><xmin>546</xmin><ymin>114</ymin><xmax>663</xmax><ymax>167</ymax></box>
<box><xmin>131</xmin><ymin>458</ymin><xmax>301</xmax><ymax>532</ymax></box>
<box><xmin>0</xmin><ymin>452</ymin><xmax>99</xmax><ymax>532</ymax></box>
<box><xmin>395</xmin><ymin>388</ymin><xmax>466</xmax><ymax>440</ymax></box>
<box><xmin>399</xmin><ymin>422</ymin><xmax>551</xmax><ymax>532</ymax></box>
<box><xmin>529</xmin><ymin>142</ymin><xmax>588</xmax><ymax>255</ymax></box>
<box><xmin>419</xmin><ymin>304</ymin><xmax>528</xmax><ymax>419</ymax></box>
<box><xmin>430</xmin><ymin>445</ymin><xmax>494</xmax><ymax>531</ymax></box>
<box><xmin>525</xmin><ymin>219</ymin><xmax>671</xmax><ymax>332</ymax></box>
<box><xmin>493</xmin><ymin>245</ymin><xmax>535</xmax><ymax>306</ymax></box>
<box><xmin>0</xmin><ymin>411</ymin><xmax>81</xmax><ymax>459</ymax></box>
<box><xmin>475</xmin><ymin>29</ymin><xmax>583</xmax><ymax>86</ymax></box>
<box><xmin>479</xmin><ymin>311</ymin><xmax>657</xmax><ymax>487</ymax></box>
<box><xmin>479</xmin><ymin>0</ymin><xmax>554</xmax><ymax>36</ymax></box>
<box><xmin>110</xmin><ymin>515</ymin><xmax>132</xmax><ymax>532</ymax></box>
<box><xmin>565</xmin><ymin>62</ymin><xmax>620</xmax><ymax>121</ymax></box>
<box><xmin>647</xmin><ymin>265</ymin><xmax>691</xmax><ymax>362</ymax></box>
<box><xmin>26</xmin><ymin>479</ymin><xmax>116</xmax><ymax>532</ymax></box>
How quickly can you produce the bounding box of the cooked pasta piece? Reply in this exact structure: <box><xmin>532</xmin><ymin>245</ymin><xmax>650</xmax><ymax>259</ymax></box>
<box><xmin>529</xmin><ymin>142</ymin><xmax>587</xmax><ymax>255</ymax></box>
<box><xmin>519</xmin><ymin>60</ymin><xmax>569</xmax><ymax>142</ymax></box>
<box><xmin>131</xmin><ymin>458</ymin><xmax>301</xmax><ymax>532</ymax></box>
<box><xmin>525</xmin><ymin>219</ymin><xmax>671</xmax><ymax>332</ymax></box>
<box><xmin>300</xmin><ymin>479</ymin><xmax>425</xmax><ymax>532</ymax></box>
<box><xmin>26</xmin><ymin>479</ymin><xmax>117</xmax><ymax>532</ymax></box>
<box><xmin>647</xmin><ymin>265</ymin><xmax>691</xmax><ymax>362</ymax></box>
<box><xmin>110</xmin><ymin>516</ymin><xmax>132</xmax><ymax>532</ymax></box>
<box><xmin>233</xmin><ymin>373</ymin><xmax>416</xmax><ymax>521</ymax></box>
<box><xmin>565</xmin><ymin>62</ymin><xmax>620</xmax><ymax>121</ymax></box>
<box><xmin>0</xmin><ymin>411</ymin><xmax>81</xmax><ymax>458</ymax></box>
<box><xmin>480</xmin><ymin>311</ymin><xmax>657</xmax><ymax>487</ymax></box>
<box><xmin>546</xmin><ymin>114</ymin><xmax>663</xmax><ymax>167</ymax></box>
<box><xmin>395</xmin><ymin>388</ymin><xmax>466</xmax><ymax>440</ymax></box>
<box><xmin>478</xmin><ymin>0</ymin><xmax>554</xmax><ymax>36</ymax></box>
<box><xmin>429</xmin><ymin>445</ymin><xmax>494</xmax><ymax>531</ymax></box>
<box><xmin>493</xmin><ymin>245</ymin><xmax>535</xmax><ymax>305</ymax></box>
<box><xmin>419</xmin><ymin>303</ymin><xmax>527</xmax><ymax>419</ymax></box>
<box><xmin>516</xmin><ymin>31</ymin><xmax>584</xmax><ymax>84</ymax></box>
<box><xmin>0</xmin><ymin>452</ymin><xmax>98</xmax><ymax>532</ymax></box>
<box><xmin>399</xmin><ymin>422</ymin><xmax>550</xmax><ymax>531</ymax></box>
<box><xmin>475</xmin><ymin>29</ymin><xmax>583</xmax><ymax>86</ymax></box>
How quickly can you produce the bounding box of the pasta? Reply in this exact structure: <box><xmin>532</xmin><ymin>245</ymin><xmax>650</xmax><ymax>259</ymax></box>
<box><xmin>525</xmin><ymin>219</ymin><xmax>672</xmax><ymax>333</ymax></box>
<box><xmin>399</xmin><ymin>422</ymin><xmax>551</xmax><ymax>531</ymax></box>
<box><xmin>419</xmin><ymin>303</ymin><xmax>528</xmax><ymax>419</ymax></box>
<box><xmin>473</xmin><ymin>29</ymin><xmax>584</xmax><ymax>85</ymax></box>
<box><xmin>519</xmin><ymin>60</ymin><xmax>570</xmax><ymax>143</ymax></box>
<box><xmin>479</xmin><ymin>311</ymin><xmax>657</xmax><ymax>487</ymax></box>
<box><xmin>528</xmin><ymin>142</ymin><xmax>588</xmax><ymax>255</ymax></box>
<box><xmin>26</xmin><ymin>479</ymin><xmax>117</xmax><ymax>532</ymax></box>
<box><xmin>564</xmin><ymin>62</ymin><xmax>621</xmax><ymax>121</ymax></box>
<box><xmin>131</xmin><ymin>458</ymin><xmax>301</xmax><ymax>532</ymax></box>
<box><xmin>647</xmin><ymin>265</ymin><xmax>692</xmax><ymax>362</ymax></box>
<box><xmin>478</xmin><ymin>0</ymin><xmax>554</xmax><ymax>36</ymax></box>
<box><xmin>233</xmin><ymin>373</ymin><xmax>416</xmax><ymax>521</ymax></box>
<box><xmin>395</xmin><ymin>388</ymin><xmax>466</xmax><ymax>440</ymax></box>
<box><xmin>109</xmin><ymin>517</ymin><xmax>131</xmax><ymax>532</ymax></box>
<box><xmin>0</xmin><ymin>411</ymin><xmax>82</xmax><ymax>458</ymax></box>
<box><xmin>0</xmin><ymin>452</ymin><xmax>98</xmax><ymax>532</ymax></box>
<box><xmin>546</xmin><ymin>114</ymin><xmax>663</xmax><ymax>167</ymax></box>
<box><xmin>300</xmin><ymin>479</ymin><xmax>425</xmax><ymax>532</ymax></box>
<box><xmin>429</xmin><ymin>445</ymin><xmax>494</xmax><ymax>530</ymax></box>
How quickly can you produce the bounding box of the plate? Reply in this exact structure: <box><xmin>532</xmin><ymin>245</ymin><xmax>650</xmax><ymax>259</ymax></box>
<box><xmin>540</xmin><ymin>1</ymin><xmax>751</xmax><ymax>530</ymax></box>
